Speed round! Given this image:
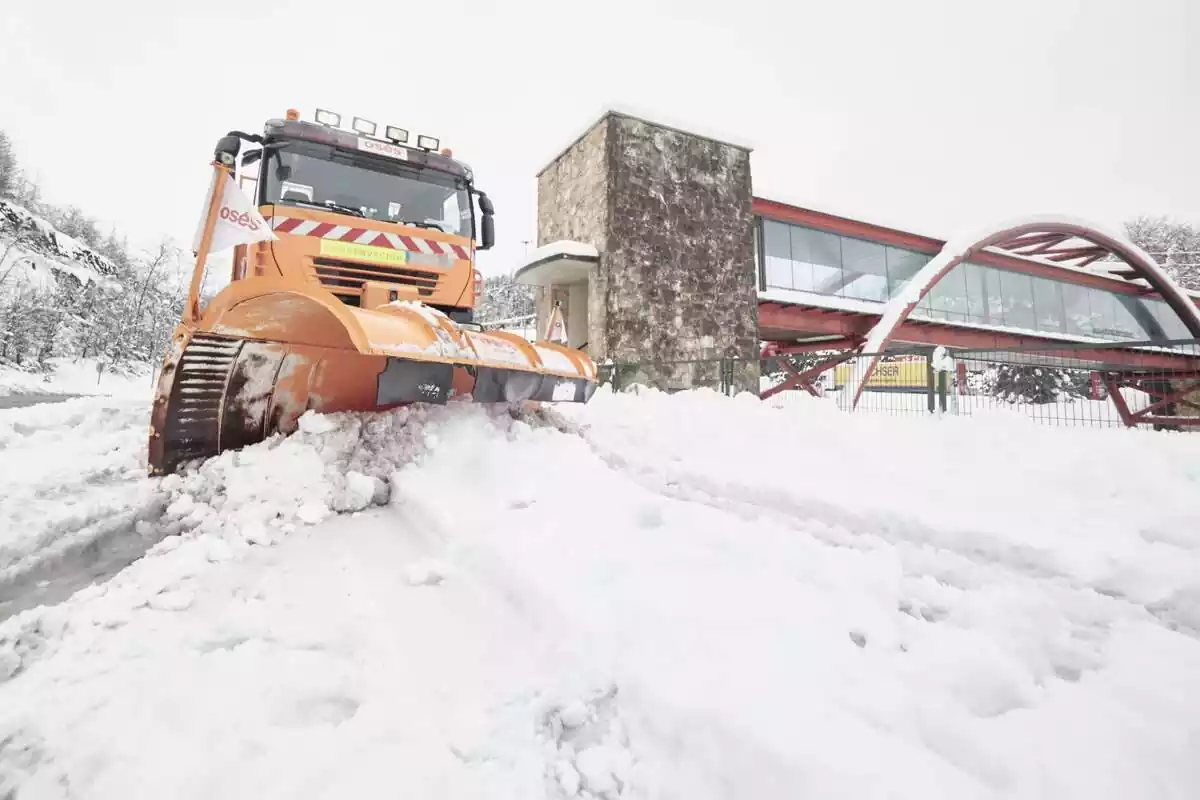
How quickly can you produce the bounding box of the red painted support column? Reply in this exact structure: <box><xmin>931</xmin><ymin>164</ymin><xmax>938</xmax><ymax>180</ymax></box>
<box><xmin>1103</xmin><ymin>376</ymin><xmax>1136</xmax><ymax>427</ymax></box>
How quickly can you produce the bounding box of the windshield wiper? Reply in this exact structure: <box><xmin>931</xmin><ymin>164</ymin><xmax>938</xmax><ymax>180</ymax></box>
<box><xmin>284</xmin><ymin>198</ymin><xmax>366</xmax><ymax>218</ymax></box>
<box><xmin>394</xmin><ymin>219</ymin><xmax>443</xmax><ymax>230</ymax></box>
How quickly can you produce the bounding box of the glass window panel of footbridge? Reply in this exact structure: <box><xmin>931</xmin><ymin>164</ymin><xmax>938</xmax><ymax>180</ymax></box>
<box><xmin>841</xmin><ymin>237</ymin><xmax>890</xmax><ymax>302</ymax></box>
<box><xmin>762</xmin><ymin>219</ymin><xmax>796</xmax><ymax>290</ymax></box>
<box><xmin>927</xmin><ymin>262</ymin><xmax>971</xmax><ymax>323</ymax></box>
<box><xmin>1031</xmin><ymin>275</ymin><xmax>1067</xmax><ymax>333</ymax></box>
<box><xmin>1148</xmin><ymin>298</ymin><xmax>1192</xmax><ymax>340</ymax></box>
<box><xmin>1112</xmin><ymin>293</ymin><xmax>1162</xmax><ymax>340</ymax></box>
<box><xmin>983</xmin><ymin>266</ymin><xmax>1007</xmax><ymax>326</ymax></box>
<box><xmin>885</xmin><ymin>246</ymin><xmax>929</xmax><ymax>299</ymax></box>
<box><xmin>787</xmin><ymin>224</ymin><xmax>819</xmax><ymax>293</ymax></box>
<box><xmin>961</xmin><ymin>262</ymin><xmax>1003</xmax><ymax>327</ymax></box>
<box><xmin>998</xmin><ymin>269</ymin><xmax>1037</xmax><ymax>331</ymax></box>
<box><xmin>1061</xmin><ymin>281</ymin><xmax>1093</xmax><ymax>336</ymax></box>
<box><xmin>801</xmin><ymin>227</ymin><xmax>847</xmax><ymax>296</ymax></box>
<box><xmin>1085</xmin><ymin>288</ymin><xmax>1133</xmax><ymax>340</ymax></box>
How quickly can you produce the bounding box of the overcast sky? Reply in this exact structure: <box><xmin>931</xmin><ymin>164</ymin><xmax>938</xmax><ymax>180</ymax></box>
<box><xmin>2</xmin><ymin>0</ymin><xmax>1197</xmax><ymax>276</ymax></box>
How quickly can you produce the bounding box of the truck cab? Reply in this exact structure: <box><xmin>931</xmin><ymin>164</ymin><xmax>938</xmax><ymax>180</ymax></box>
<box><xmin>226</xmin><ymin>110</ymin><xmax>493</xmax><ymax>323</ymax></box>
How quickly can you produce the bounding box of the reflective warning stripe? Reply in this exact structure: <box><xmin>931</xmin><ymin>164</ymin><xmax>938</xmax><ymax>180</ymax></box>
<box><xmin>269</xmin><ymin>216</ymin><xmax>471</xmax><ymax>261</ymax></box>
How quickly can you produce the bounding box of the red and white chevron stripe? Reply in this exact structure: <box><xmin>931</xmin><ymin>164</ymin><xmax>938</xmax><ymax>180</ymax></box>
<box><xmin>269</xmin><ymin>216</ymin><xmax>471</xmax><ymax>261</ymax></box>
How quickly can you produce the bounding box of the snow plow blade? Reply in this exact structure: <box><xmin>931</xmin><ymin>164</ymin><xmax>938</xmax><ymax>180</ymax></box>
<box><xmin>148</xmin><ymin>292</ymin><xmax>596</xmax><ymax>476</ymax></box>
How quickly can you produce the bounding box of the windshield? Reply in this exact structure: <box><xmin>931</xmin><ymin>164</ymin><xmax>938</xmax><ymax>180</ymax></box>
<box><xmin>260</xmin><ymin>140</ymin><xmax>472</xmax><ymax>237</ymax></box>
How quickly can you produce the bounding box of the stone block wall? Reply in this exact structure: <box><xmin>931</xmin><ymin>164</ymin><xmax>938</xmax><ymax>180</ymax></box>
<box><xmin>535</xmin><ymin>111</ymin><xmax>760</xmax><ymax>393</ymax></box>
<box><xmin>605</xmin><ymin>114</ymin><xmax>758</xmax><ymax>392</ymax></box>
<box><xmin>536</xmin><ymin>121</ymin><xmax>609</xmax><ymax>352</ymax></box>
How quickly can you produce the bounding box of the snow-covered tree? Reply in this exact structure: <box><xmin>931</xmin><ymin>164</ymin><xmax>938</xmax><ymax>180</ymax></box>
<box><xmin>980</xmin><ymin>363</ymin><xmax>1089</xmax><ymax>404</ymax></box>
<box><xmin>46</xmin><ymin>205</ymin><xmax>102</xmax><ymax>250</ymax></box>
<box><xmin>0</xmin><ymin>131</ymin><xmax>17</xmax><ymax>200</ymax></box>
<box><xmin>476</xmin><ymin>273</ymin><xmax>534</xmax><ymax>322</ymax></box>
<box><xmin>1124</xmin><ymin>216</ymin><xmax>1200</xmax><ymax>291</ymax></box>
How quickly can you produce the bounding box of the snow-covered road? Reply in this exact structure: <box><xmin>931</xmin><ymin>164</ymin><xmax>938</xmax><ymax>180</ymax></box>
<box><xmin>0</xmin><ymin>394</ymin><xmax>83</xmax><ymax>410</ymax></box>
<box><xmin>0</xmin><ymin>397</ymin><xmax>164</xmax><ymax>620</ymax></box>
<box><xmin>1</xmin><ymin>388</ymin><xmax>1199</xmax><ymax>798</ymax></box>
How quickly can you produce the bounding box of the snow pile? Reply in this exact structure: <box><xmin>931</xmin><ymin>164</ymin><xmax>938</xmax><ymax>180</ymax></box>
<box><xmin>0</xmin><ymin>402</ymin><xmax>483</xmax><ymax>668</ymax></box>
<box><xmin>3</xmin><ymin>388</ymin><xmax>1200</xmax><ymax>798</ymax></box>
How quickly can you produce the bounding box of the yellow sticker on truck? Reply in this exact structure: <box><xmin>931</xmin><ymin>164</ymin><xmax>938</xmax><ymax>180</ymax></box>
<box><xmin>320</xmin><ymin>239</ymin><xmax>409</xmax><ymax>265</ymax></box>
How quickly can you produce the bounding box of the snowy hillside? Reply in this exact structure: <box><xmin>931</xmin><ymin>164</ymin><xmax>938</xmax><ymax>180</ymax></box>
<box><xmin>0</xmin><ymin>199</ymin><xmax>153</xmax><ymax>395</ymax></box>
<box><xmin>2</xmin><ymin>388</ymin><xmax>1199</xmax><ymax>798</ymax></box>
<box><xmin>0</xmin><ymin>198</ymin><xmax>186</xmax><ymax>384</ymax></box>
<box><xmin>0</xmin><ymin>198</ymin><xmax>115</xmax><ymax>293</ymax></box>
<box><xmin>0</xmin><ymin>132</ymin><xmax>187</xmax><ymax>383</ymax></box>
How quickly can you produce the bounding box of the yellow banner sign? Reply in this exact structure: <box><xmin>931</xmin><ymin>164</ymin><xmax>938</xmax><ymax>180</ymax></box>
<box><xmin>319</xmin><ymin>239</ymin><xmax>408</xmax><ymax>265</ymax></box>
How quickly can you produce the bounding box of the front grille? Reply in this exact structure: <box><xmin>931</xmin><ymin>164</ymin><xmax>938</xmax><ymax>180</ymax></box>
<box><xmin>312</xmin><ymin>257</ymin><xmax>440</xmax><ymax>304</ymax></box>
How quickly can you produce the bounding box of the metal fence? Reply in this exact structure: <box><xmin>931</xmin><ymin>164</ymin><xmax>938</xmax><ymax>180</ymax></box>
<box><xmin>596</xmin><ymin>339</ymin><xmax>1200</xmax><ymax>431</ymax></box>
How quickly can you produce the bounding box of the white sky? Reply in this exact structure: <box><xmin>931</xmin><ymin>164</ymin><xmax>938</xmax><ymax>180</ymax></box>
<box><xmin>2</xmin><ymin>0</ymin><xmax>1197</xmax><ymax>276</ymax></box>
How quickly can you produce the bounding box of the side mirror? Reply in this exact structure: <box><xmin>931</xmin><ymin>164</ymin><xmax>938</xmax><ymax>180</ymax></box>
<box><xmin>480</xmin><ymin>213</ymin><xmax>495</xmax><ymax>251</ymax></box>
<box><xmin>475</xmin><ymin>191</ymin><xmax>495</xmax><ymax>250</ymax></box>
<box><xmin>214</xmin><ymin>135</ymin><xmax>241</xmax><ymax>167</ymax></box>
<box><xmin>240</xmin><ymin>148</ymin><xmax>263</xmax><ymax>167</ymax></box>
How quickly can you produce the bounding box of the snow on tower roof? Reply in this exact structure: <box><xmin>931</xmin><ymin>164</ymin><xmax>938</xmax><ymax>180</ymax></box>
<box><xmin>536</xmin><ymin>106</ymin><xmax>754</xmax><ymax>178</ymax></box>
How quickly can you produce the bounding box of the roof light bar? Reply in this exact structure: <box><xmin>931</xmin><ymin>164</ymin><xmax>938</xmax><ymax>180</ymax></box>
<box><xmin>385</xmin><ymin>125</ymin><xmax>409</xmax><ymax>144</ymax></box>
<box><xmin>352</xmin><ymin>117</ymin><xmax>377</xmax><ymax>137</ymax></box>
<box><xmin>315</xmin><ymin>108</ymin><xmax>341</xmax><ymax>127</ymax></box>
<box><xmin>417</xmin><ymin>134</ymin><xmax>439</xmax><ymax>151</ymax></box>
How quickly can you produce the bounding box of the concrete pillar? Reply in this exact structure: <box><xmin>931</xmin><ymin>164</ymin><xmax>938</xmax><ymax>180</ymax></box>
<box><xmin>536</xmin><ymin>111</ymin><xmax>760</xmax><ymax>393</ymax></box>
<box><xmin>568</xmin><ymin>281</ymin><xmax>589</xmax><ymax>350</ymax></box>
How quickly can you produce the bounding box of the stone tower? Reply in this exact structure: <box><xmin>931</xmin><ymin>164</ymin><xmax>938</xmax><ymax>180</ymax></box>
<box><xmin>525</xmin><ymin>111</ymin><xmax>760</xmax><ymax>393</ymax></box>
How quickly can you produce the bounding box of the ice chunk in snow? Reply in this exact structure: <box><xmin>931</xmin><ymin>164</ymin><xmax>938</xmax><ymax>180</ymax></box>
<box><xmin>165</xmin><ymin>493</ymin><xmax>195</xmax><ymax>518</ymax></box>
<box><xmin>558</xmin><ymin>700</ymin><xmax>590</xmax><ymax>729</ymax></box>
<box><xmin>240</xmin><ymin>519</ymin><xmax>275</xmax><ymax>547</ymax></box>
<box><xmin>0</xmin><ymin>645</ymin><xmax>19</xmax><ymax>680</ymax></box>
<box><xmin>404</xmin><ymin>560</ymin><xmax>446</xmax><ymax>586</ymax></box>
<box><xmin>149</xmin><ymin>589</ymin><xmax>194</xmax><ymax>612</ymax></box>
<box><xmin>297</xmin><ymin>410</ymin><xmax>337</xmax><ymax>435</ymax></box>
<box><xmin>297</xmin><ymin>500</ymin><xmax>331</xmax><ymax>525</ymax></box>
<box><xmin>575</xmin><ymin>745</ymin><xmax>619</xmax><ymax>795</ymax></box>
<box><xmin>150</xmin><ymin>535</ymin><xmax>184</xmax><ymax>555</ymax></box>
<box><xmin>334</xmin><ymin>471</ymin><xmax>377</xmax><ymax>513</ymax></box>
<box><xmin>555</xmin><ymin>759</ymin><xmax>582</xmax><ymax>795</ymax></box>
<box><xmin>202</xmin><ymin>535</ymin><xmax>234</xmax><ymax>563</ymax></box>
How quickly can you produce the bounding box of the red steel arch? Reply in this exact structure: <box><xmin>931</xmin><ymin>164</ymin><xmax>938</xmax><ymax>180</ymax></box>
<box><xmin>841</xmin><ymin>216</ymin><xmax>1200</xmax><ymax>410</ymax></box>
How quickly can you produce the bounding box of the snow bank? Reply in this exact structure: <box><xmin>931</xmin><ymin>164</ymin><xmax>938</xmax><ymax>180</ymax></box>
<box><xmin>2</xmin><ymin>388</ymin><xmax>1200</xmax><ymax>798</ymax></box>
<box><xmin>0</xmin><ymin>357</ymin><xmax>153</xmax><ymax>399</ymax></box>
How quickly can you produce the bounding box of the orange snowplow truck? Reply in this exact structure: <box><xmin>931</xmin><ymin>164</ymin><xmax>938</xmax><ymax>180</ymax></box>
<box><xmin>148</xmin><ymin>108</ymin><xmax>596</xmax><ymax>475</ymax></box>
